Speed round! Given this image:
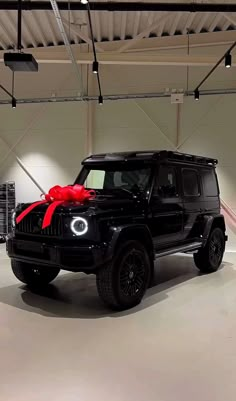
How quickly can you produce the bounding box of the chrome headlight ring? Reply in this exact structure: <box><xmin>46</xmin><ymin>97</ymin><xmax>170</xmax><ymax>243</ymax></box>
<box><xmin>70</xmin><ymin>217</ymin><xmax>88</xmax><ymax>236</ymax></box>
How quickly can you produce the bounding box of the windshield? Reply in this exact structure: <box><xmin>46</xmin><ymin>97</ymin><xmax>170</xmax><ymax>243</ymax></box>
<box><xmin>76</xmin><ymin>165</ymin><xmax>152</xmax><ymax>195</ymax></box>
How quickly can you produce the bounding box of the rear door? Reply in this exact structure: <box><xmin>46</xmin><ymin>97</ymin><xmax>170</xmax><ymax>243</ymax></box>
<box><xmin>201</xmin><ymin>168</ymin><xmax>220</xmax><ymax>213</ymax></box>
<box><xmin>182</xmin><ymin>167</ymin><xmax>204</xmax><ymax>241</ymax></box>
<box><xmin>149</xmin><ymin>164</ymin><xmax>184</xmax><ymax>249</ymax></box>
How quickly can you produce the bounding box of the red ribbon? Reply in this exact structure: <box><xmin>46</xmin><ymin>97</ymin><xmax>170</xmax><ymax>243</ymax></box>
<box><xmin>16</xmin><ymin>185</ymin><xmax>96</xmax><ymax>229</ymax></box>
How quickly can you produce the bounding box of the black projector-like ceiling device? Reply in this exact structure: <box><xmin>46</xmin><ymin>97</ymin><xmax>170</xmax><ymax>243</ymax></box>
<box><xmin>4</xmin><ymin>53</ymin><xmax>38</xmax><ymax>72</ymax></box>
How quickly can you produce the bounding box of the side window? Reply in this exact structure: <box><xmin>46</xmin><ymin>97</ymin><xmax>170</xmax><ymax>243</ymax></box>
<box><xmin>202</xmin><ymin>169</ymin><xmax>218</xmax><ymax>197</ymax></box>
<box><xmin>154</xmin><ymin>166</ymin><xmax>177</xmax><ymax>198</ymax></box>
<box><xmin>183</xmin><ymin>169</ymin><xmax>200</xmax><ymax>197</ymax></box>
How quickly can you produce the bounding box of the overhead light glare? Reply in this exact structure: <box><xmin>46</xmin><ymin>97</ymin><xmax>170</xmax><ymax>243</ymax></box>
<box><xmin>225</xmin><ymin>53</ymin><xmax>232</xmax><ymax>68</ymax></box>
<box><xmin>81</xmin><ymin>0</ymin><xmax>88</xmax><ymax>4</ymax></box>
<box><xmin>194</xmin><ymin>89</ymin><xmax>199</xmax><ymax>101</ymax></box>
<box><xmin>92</xmin><ymin>61</ymin><xmax>99</xmax><ymax>74</ymax></box>
<box><xmin>98</xmin><ymin>95</ymin><xmax>103</xmax><ymax>105</ymax></box>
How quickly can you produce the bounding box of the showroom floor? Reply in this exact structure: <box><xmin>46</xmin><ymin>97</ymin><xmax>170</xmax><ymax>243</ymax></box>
<box><xmin>1</xmin><ymin>244</ymin><xmax>236</xmax><ymax>401</ymax></box>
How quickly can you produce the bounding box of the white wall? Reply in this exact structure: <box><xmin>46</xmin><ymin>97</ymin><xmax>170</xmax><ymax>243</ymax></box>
<box><xmin>0</xmin><ymin>102</ymin><xmax>86</xmax><ymax>202</ymax></box>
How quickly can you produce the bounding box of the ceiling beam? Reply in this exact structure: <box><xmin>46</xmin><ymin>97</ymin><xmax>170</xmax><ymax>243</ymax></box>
<box><xmin>1</xmin><ymin>51</ymin><xmax>234</xmax><ymax>67</ymax></box>
<box><xmin>0</xmin><ymin>89</ymin><xmax>235</xmax><ymax>106</ymax></box>
<box><xmin>2</xmin><ymin>2</ymin><xmax>236</xmax><ymax>12</ymax></box>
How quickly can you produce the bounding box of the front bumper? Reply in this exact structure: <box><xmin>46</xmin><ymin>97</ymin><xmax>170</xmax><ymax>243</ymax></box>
<box><xmin>6</xmin><ymin>237</ymin><xmax>107</xmax><ymax>272</ymax></box>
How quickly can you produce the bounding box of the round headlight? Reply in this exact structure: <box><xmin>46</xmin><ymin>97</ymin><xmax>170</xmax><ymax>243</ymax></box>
<box><xmin>70</xmin><ymin>217</ymin><xmax>88</xmax><ymax>236</ymax></box>
<box><xmin>11</xmin><ymin>210</ymin><xmax>16</xmax><ymax>228</ymax></box>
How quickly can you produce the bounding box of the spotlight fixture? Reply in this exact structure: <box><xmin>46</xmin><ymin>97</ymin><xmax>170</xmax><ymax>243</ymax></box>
<box><xmin>81</xmin><ymin>0</ymin><xmax>88</xmax><ymax>4</ymax></box>
<box><xmin>12</xmin><ymin>97</ymin><xmax>16</xmax><ymax>108</ymax></box>
<box><xmin>92</xmin><ymin>61</ymin><xmax>99</xmax><ymax>74</ymax></box>
<box><xmin>98</xmin><ymin>95</ymin><xmax>103</xmax><ymax>105</ymax></box>
<box><xmin>194</xmin><ymin>89</ymin><xmax>199</xmax><ymax>101</ymax></box>
<box><xmin>225</xmin><ymin>53</ymin><xmax>232</xmax><ymax>68</ymax></box>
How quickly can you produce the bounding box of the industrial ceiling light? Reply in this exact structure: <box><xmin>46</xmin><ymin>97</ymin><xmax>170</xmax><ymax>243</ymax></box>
<box><xmin>225</xmin><ymin>53</ymin><xmax>232</xmax><ymax>68</ymax></box>
<box><xmin>194</xmin><ymin>89</ymin><xmax>199</xmax><ymax>101</ymax></box>
<box><xmin>92</xmin><ymin>61</ymin><xmax>99</xmax><ymax>74</ymax></box>
<box><xmin>81</xmin><ymin>0</ymin><xmax>88</xmax><ymax>4</ymax></box>
<box><xmin>98</xmin><ymin>95</ymin><xmax>103</xmax><ymax>105</ymax></box>
<box><xmin>12</xmin><ymin>97</ymin><xmax>16</xmax><ymax>108</ymax></box>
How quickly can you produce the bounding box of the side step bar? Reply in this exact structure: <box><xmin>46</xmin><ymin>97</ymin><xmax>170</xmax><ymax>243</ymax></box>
<box><xmin>155</xmin><ymin>242</ymin><xmax>203</xmax><ymax>259</ymax></box>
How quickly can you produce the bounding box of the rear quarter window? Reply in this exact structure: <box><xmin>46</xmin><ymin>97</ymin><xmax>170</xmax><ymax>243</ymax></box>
<box><xmin>202</xmin><ymin>169</ymin><xmax>219</xmax><ymax>197</ymax></box>
<box><xmin>182</xmin><ymin>169</ymin><xmax>200</xmax><ymax>197</ymax></box>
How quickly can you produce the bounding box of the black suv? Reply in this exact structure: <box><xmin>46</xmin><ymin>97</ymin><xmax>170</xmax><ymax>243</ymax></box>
<box><xmin>7</xmin><ymin>151</ymin><xmax>227</xmax><ymax>310</ymax></box>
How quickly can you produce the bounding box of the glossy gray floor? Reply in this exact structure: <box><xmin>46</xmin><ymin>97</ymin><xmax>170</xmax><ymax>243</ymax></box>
<box><xmin>1</xmin><ymin>244</ymin><xmax>236</xmax><ymax>401</ymax></box>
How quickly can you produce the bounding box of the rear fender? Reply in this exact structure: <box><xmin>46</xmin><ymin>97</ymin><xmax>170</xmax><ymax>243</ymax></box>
<box><xmin>202</xmin><ymin>214</ymin><xmax>226</xmax><ymax>246</ymax></box>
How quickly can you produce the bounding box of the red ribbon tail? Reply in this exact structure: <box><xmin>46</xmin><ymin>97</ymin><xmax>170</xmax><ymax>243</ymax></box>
<box><xmin>16</xmin><ymin>200</ymin><xmax>48</xmax><ymax>225</ymax></box>
<box><xmin>42</xmin><ymin>201</ymin><xmax>63</xmax><ymax>229</ymax></box>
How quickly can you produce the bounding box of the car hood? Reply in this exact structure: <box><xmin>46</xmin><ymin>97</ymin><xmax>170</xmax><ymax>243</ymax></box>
<box><xmin>16</xmin><ymin>196</ymin><xmax>141</xmax><ymax>217</ymax></box>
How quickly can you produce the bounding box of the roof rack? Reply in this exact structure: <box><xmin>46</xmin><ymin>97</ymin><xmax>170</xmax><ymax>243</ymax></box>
<box><xmin>158</xmin><ymin>151</ymin><xmax>218</xmax><ymax>165</ymax></box>
<box><xmin>83</xmin><ymin>150</ymin><xmax>218</xmax><ymax>166</ymax></box>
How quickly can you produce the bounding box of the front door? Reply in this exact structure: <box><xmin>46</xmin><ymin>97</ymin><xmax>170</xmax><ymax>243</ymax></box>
<box><xmin>149</xmin><ymin>164</ymin><xmax>183</xmax><ymax>250</ymax></box>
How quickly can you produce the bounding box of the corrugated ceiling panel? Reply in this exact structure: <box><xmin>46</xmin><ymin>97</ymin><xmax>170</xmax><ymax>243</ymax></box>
<box><xmin>0</xmin><ymin>8</ymin><xmax>235</xmax><ymax>48</ymax></box>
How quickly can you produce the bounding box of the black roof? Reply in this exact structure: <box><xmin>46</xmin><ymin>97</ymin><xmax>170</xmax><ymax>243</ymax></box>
<box><xmin>83</xmin><ymin>150</ymin><xmax>218</xmax><ymax>166</ymax></box>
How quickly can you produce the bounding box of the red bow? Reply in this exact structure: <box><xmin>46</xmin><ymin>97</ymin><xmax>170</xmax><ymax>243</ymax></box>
<box><xmin>16</xmin><ymin>185</ymin><xmax>96</xmax><ymax>229</ymax></box>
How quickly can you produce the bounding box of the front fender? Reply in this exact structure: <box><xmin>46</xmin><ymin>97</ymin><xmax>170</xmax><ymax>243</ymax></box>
<box><xmin>105</xmin><ymin>224</ymin><xmax>154</xmax><ymax>261</ymax></box>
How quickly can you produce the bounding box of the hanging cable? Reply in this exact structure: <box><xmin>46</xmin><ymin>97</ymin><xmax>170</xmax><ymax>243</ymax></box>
<box><xmin>68</xmin><ymin>0</ymin><xmax>71</xmax><ymax>43</ymax></box>
<box><xmin>186</xmin><ymin>29</ymin><xmax>190</xmax><ymax>95</ymax></box>
<box><xmin>17</xmin><ymin>0</ymin><xmax>22</xmax><ymax>51</ymax></box>
<box><xmin>85</xmin><ymin>0</ymin><xmax>103</xmax><ymax>104</ymax></box>
<box><xmin>194</xmin><ymin>41</ymin><xmax>236</xmax><ymax>100</ymax></box>
<box><xmin>12</xmin><ymin>71</ymin><xmax>15</xmax><ymax>97</ymax></box>
<box><xmin>0</xmin><ymin>84</ymin><xmax>17</xmax><ymax>108</ymax></box>
<box><xmin>11</xmin><ymin>71</ymin><xmax>16</xmax><ymax>108</ymax></box>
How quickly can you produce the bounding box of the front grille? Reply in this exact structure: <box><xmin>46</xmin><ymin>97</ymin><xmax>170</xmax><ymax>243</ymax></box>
<box><xmin>16</xmin><ymin>213</ymin><xmax>62</xmax><ymax>236</ymax></box>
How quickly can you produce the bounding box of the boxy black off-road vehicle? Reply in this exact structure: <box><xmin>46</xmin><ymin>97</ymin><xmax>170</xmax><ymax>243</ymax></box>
<box><xmin>7</xmin><ymin>151</ymin><xmax>227</xmax><ymax>310</ymax></box>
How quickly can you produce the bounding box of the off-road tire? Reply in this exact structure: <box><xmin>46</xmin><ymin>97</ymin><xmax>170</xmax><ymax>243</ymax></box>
<box><xmin>96</xmin><ymin>240</ymin><xmax>151</xmax><ymax>310</ymax></box>
<box><xmin>194</xmin><ymin>227</ymin><xmax>225</xmax><ymax>273</ymax></box>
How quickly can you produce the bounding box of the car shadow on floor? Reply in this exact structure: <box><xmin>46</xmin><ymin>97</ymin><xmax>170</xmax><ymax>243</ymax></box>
<box><xmin>0</xmin><ymin>255</ymin><xmax>233</xmax><ymax>319</ymax></box>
